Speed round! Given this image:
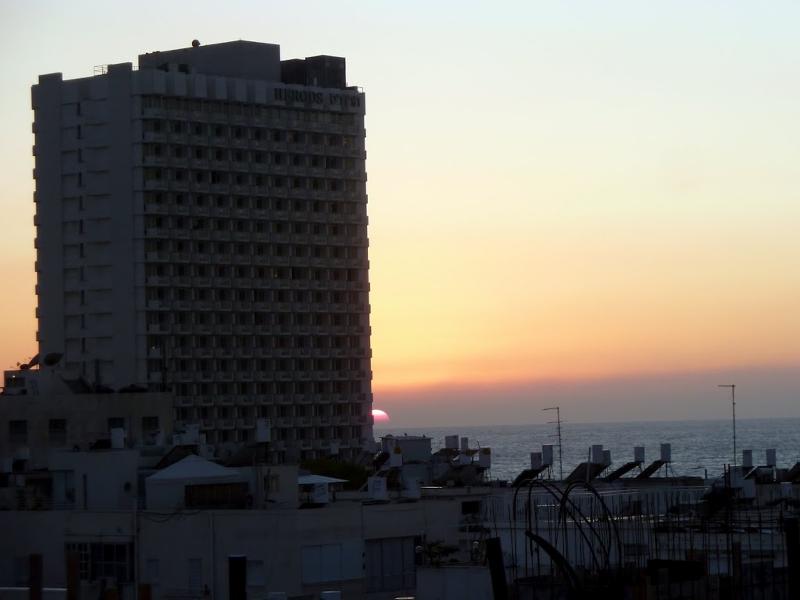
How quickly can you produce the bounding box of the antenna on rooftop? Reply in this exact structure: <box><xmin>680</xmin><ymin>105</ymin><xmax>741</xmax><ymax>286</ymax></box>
<box><xmin>718</xmin><ymin>384</ymin><xmax>737</xmax><ymax>467</ymax></box>
<box><xmin>543</xmin><ymin>406</ymin><xmax>563</xmax><ymax>480</ymax></box>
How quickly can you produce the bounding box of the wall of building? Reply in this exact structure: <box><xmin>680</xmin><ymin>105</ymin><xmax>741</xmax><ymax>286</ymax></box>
<box><xmin>415</xmin><ymin>566</ymin><xmax>492</xmax><ymax>600</ymax></box>
<box><xmin>0</xmin><ymin>392</ymin><xmax>173</xmax><ymax>467</ymax></box>
<box><xmin>0</xmin><ymin>491</ymin><xmax>484</xmax><ymax>599</ymax></box>
<box><xmin>47</xmin><ymin>449</ymin><xmax>140</xmax><ymax>510</ymax></box>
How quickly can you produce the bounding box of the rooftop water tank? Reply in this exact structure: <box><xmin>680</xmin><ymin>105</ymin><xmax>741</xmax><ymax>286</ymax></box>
<box><xmin>478</xmin><ymin>447</ymin><xmax>492</xmax><ymax>469</ymax></box>
<box><xmin>460</xmin><ymin>437</ymin><xmax>469</xmax><ymax>451</ymax></box>
<box><xmin>766</xmin><ymin>449</ymin><xmax>777</xmax><ymax>467</ymax></box>
<box><xmin>381</xmin><ymin>435</ymin><xmax>396</xmax><ymax>453</ymax></box>
<box><xmin>591</xmin><ymin>445</ymin><xmax>604</xmax><ymax>464</ymax></box>
<box><xmin>742</xmin><ymin>450</ymin><xmax>753</xmax><ymax>468</ymax></box>
<box><xmin>389</xmin><ymin>446</ymin><xmax>403</xmax><ymax>467</ymax></box>
<box><xmin>634</xmin><ymin>446</ymin><xmax>645</xmax><ymax>464</ymax></box>
<box><xmin>402</xmin><ymin>478</ymin><xmax>421</xmax><ymax>500</ymax></box>
<box><xmin>602</xmin><ymin>449</ymin><xmax>612</xmax><ymax>467</ymax></box>
<box><xmin>110</xmin><ymin>428</ymin><xmax>125</xmax><ymax>449</ymax></box>
<box><xmin>445</xmin><ymin>435</ymin><xmax>459</xmax><ymax>450</ymax></box>
<box><xmin>367</xmin><ymin>476</ymin><xmax>388</xmax><ymax>501</ymax></box>
<box><xmin>311</xmin><ymin>483</ymin><xmax>329</xmax><ymax>505</ymax></box>
<box><xmin>542</xmin><ymin>445</ymin><xmax>554</xmax><ymax>467</ymax></box>
<box><xmin>530</xmin><ymin>452</ymin><xmax>543</xmax><ymax>470</ymax></box>
<box><xmin>660</xmin><ymin>443</ymin><xmax>672</xmax><ymax>463</ymax></box>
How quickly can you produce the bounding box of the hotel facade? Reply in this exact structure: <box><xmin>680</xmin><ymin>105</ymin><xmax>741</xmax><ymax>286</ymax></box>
<box><xmin>31</xmin><ymin>41</ymin><xmax>373</xmax><ymax>460</ymax></box>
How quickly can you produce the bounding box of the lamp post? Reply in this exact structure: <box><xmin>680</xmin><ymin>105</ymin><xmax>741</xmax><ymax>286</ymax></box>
<box><xmin>718</xmin><ymin>384</ymin><xmax>736</xmax><ymax>467</ymax></box>
<box><xmin>543</xmin><ymin>406</ymin><xmax>563</xmax><ymax>480</ymax></box>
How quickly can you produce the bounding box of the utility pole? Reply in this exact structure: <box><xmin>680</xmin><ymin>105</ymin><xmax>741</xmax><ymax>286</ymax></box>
<box><xmin>718</xmin><ymin>384</ymin><xmax>737</xmax><ymax>467</ymax></box>
<box><xmin>543</xmin><ymin>406</ymin><xmax>563</xmax><ymax>480</ymax></box>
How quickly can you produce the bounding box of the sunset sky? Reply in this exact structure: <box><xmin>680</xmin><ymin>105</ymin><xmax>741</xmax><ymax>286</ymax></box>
<box><xmin>1</xmin><ymin>1</ymin><xmax>798</xmax><ymax>426</ymax></box>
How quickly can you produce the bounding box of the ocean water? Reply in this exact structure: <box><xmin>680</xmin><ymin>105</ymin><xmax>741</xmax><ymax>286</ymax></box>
<box><xmin>375</xmin><ymin>418</ymin><xmax>800</xmax><ymax>482</ymax></box>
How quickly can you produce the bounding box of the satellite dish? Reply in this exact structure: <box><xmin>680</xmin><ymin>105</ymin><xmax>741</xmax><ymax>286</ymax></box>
<box><xmin>43</xmin><ymin>353</ymin><xmax>63</xmax><ymax>367</ymax></box>
<box><xmin>191</xmin><ymin>39</ymin><xmax>200</xmax><ymax>48</ymax></box>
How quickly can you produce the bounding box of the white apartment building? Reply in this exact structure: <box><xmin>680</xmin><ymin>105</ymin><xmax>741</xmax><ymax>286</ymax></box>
<box><xmin>31</xmin><ymin>40</ymin><xmax>373</xmax><ymax>460</ymax></box>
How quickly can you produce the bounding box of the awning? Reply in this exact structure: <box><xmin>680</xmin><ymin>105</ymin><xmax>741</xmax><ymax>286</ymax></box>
<box><xmin>298</xmin><ymin>474</ymin><xmax>348</xmax><ymax>486</ymax></box>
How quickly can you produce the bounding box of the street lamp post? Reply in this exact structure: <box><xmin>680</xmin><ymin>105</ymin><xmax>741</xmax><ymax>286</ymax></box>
<box><xmin>543</xmin><ymin>406</ymin><xmax>563</xmax><ymax>480</ymax></box>
<box><xmin>718</xmin><ymin>384</ymin><xmax>737</xmax><ymax>467</ymax></box>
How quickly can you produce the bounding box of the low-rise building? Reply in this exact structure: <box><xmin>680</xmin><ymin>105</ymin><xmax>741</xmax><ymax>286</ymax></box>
<box><xmin>0</xmin><ymin>387</ymin><xmax>173</xmax><ymax>469</ymax></box>
<box><xmin>0</xmin><ymin>485</ymin><xmax>490</xmax><ymax>599</ymax></box>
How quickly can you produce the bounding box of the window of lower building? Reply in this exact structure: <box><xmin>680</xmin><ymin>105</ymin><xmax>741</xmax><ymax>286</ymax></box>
<box><xmin>365</xmin><ymin>537</ymin><xmax>416</xmax><ymax>593</ymax></box>
<box><xmin>185</xmin><ymin>482</ymin><xmax>248</xmax><ymax>509</ymax></box>
<box><xmin>9</xmin><ymin>420</ymin><xmax>27</xmax><ymax>444</ymax></box>
<box><xmin>65</xmin><ymin>542</ymin><xmax>133</xmax><ymax>583</ymax></box>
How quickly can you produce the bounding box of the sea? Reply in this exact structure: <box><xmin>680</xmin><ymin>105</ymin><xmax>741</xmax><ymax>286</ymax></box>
<box><xmin>375</xmin><ymin>418</ymin><xmax>800</xmax><ymax>482</ymax></box>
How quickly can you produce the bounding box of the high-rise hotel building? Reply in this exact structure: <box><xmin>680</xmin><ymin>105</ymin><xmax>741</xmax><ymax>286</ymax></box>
<box><xmin>31</xmin><ymin>41</ymin><xmax>372</xmax><ymax>460</ymax></box>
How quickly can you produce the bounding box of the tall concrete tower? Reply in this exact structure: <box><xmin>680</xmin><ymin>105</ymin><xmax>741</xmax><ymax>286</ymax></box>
<box><xmin>32</xmin><ymin>41</ymin><xmax>373</xmax><ymax>460</ymax></box>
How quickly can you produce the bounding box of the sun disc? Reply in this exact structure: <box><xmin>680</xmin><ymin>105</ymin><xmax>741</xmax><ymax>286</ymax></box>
<box><xmin>372</xmin><ymin>409</ymin><xmax>390</xmax><ymax>423</ymax></box>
